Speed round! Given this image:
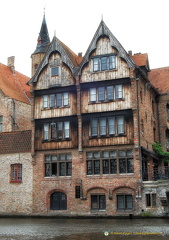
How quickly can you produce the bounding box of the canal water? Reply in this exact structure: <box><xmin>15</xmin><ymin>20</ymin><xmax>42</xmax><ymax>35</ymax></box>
<box><xmin>0</xmin><ymin>217</ymin><xmax>169</xmax><ymax>240</ymax></box>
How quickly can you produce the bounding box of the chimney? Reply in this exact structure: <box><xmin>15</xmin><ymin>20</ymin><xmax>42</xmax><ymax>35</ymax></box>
<box><xmin>78</xmin><ymin>52</ymin><xmax>82</xmax><ymax>57</ymax></box>
<box><xmin>128</xmin><ymin>50</ymin><xmax>132</xmax><ymax>55</ymax></box>
<box><xmin>7</xmin><ymin>56</ymin><xmax>15</xmax><ymax>74</ymax></box>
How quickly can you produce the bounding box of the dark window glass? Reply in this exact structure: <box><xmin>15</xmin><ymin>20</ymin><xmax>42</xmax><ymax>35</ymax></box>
<box><xmin>51</xmin><ymin>67</ymin><xmax>59</xmax><ymax>76</ymax></box>
<box><xmin>56</xmin><ymin>93</ymin><xmax>62</xmax><ymax>107</ymax></box>
<box><xmin>98</xmin><ymin>87</ymin><xmax>105</xmax><ymax>101</ymax></box>
<box><xmin>91</xmin><ymin>119</ymin><xmax>98</xmax><ymax>136</ymax></box>
<box><xmin>50</xmin><ymin>192</ymin><xmax>67</xmax><ymax>210</ymax></box>
<box><xmin>117</xmin><ymin>195</ymin><xmax>133</xmax><ymax>210</ymax></box>
<box><xmin>50</xmin><ymin>94</ymin><xmax>55</xmax><ymax>108</ymax></box>
<box><xmin>91</xmin><ymin>195</ymin><xmax>106</xmax><ymax>210</ymax></box>
<box><xmin>107</xmin><ymin>86</ymin><xmax>114</xmax><ymax>100</ymax></box>
<box><xmin>101</xmin><ymin>57</ymin><xmax>108</xmax><ymax>70</ymax></box>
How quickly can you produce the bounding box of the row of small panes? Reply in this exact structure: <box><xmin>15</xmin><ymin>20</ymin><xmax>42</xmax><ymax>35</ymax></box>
<box><xmin>86</xmin><ymin>150</ymin><xmax>133</xmax><ymax>159</ymax></box>
<box><xmin>45</xmin><ymin>154</ymin><xmax>72</xmax><ymax>162</ymax></box>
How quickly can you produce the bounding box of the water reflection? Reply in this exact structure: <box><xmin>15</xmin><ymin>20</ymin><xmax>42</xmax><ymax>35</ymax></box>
<box><xmin>0</xmin><ymin>218</ymin><xmax>169</xmax><ymax>240</ymax></box>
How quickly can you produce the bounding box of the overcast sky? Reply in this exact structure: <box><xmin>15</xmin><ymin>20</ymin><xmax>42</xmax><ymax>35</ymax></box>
<box><xmin>0</xmin><ymin>0</ymin><xmax>169</xmax><ymax>77</ymax></box>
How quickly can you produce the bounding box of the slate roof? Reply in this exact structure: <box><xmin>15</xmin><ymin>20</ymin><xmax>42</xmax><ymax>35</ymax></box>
<box><xmin>0</xmin><ymin>130</ymin><xmax>31</xmax><ymax>154</ymax></box>
<box><xmin>33</xmin><ymin>14</ymin><xmax>50</xmax><ymax>54</ymax></box>
<box><xmin>0</xmin><ymin>63</ymin><xmax>30</xmax><ymax>104</ymax></box>
<box><xmin>148</xmin><ymin>67</ymin><xmax>169</xmax><ymax>94</ymax></box>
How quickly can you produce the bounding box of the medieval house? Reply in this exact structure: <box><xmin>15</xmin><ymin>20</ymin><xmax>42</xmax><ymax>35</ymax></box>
<box><xmin>28</xmin><ymin>15</ymin><xmax>169</xmax><ymax>217</ymax></box>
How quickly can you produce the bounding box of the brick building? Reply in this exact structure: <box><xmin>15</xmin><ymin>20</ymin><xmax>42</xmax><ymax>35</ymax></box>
<box><xmin>0</xmin><ymin>58</ymin><xmax>33</xmax><ymax>214</ymax></box>
<box><xmin>27</xmin><ymin>15</ymin><xmax>169</xmax><ymax>217</ymax></box>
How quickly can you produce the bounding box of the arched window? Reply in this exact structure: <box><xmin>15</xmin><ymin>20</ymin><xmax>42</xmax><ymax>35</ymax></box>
<box><xmin>50</xmin><ymin>192</ymin><xmax>67</xmax><ymax>210</ymax></box>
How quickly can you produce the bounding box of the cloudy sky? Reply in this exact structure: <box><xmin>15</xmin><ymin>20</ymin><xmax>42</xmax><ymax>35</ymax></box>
<box><xmin>0</xmin><ymin>0</ymin><xmax>169</xmax><ymax>77</ymax></box>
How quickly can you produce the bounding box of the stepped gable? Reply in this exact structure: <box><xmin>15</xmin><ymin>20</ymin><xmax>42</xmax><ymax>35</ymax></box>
<box><xmin>0</xmin><ymin>63</ymin><xmax>30</xmax><ymax>104</ymax></box>
<box><xmin>0</xmin><ymin>130</ymin><xmax>31</xmax><ymax>154</ymax></box>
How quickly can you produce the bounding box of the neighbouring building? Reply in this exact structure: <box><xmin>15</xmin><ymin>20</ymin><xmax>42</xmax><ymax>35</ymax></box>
<box><xmin>0</xmin><ymin>58</ymin><xmax>33</xmax><ymax>215</ymax></box>
<box><xmin>27</xmin><ymin>14</ymin><xmax>169</xmax><ymax>217</ymax></box>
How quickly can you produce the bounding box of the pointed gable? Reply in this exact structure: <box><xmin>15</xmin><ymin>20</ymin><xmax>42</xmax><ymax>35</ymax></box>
<box><xmin>77</xmin><ymin>20</ymin><xmax>135</xmax><ymax>75</ymax></box>
<box><xmin>29</xmin><ymin>36</ymin><xmax>81</xmax><ymax>86</ymax></box>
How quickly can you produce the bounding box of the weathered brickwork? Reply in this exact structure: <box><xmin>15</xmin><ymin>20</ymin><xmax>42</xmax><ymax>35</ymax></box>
<box><xmin>0</xmin><ymin>153</ymin><xmax>33</xmax><ymax>214</ymax></box>
<box><xmin>0</xmin><ymin>91</ymin><xmax>31</xmax><ymax>132</ymax></box>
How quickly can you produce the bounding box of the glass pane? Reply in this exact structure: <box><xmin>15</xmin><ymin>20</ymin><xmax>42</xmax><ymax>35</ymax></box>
<box><xmin>51</xmin><ymin>163</ymin><xmax>57</xmax><ymax>176</ymax></box>
<box><xmin>66</xmin><ymin>162</ymin><xmax>72</xmax><ymax>176</ymax></box>
<box><xmin>43</xmin><ymin>95</ymin><xmax>48</xmax><ymax>108</ymax></box>
<box><xmin>86</xmin><ymin>152</ymin><xmax>93</xmax><ymax>159</ymax></box>
<box><xmin>56</xmin><ymin>93</ymin><xmax>62</xmax><ymax>107</ymax></box>
<box><xmin>110</xmin><ymin>159</ymin><xmax>117</xmax><ymax>174</ymax></box>
<box><xmin>60</xmin><ymin>154</ymin><xmax>66</xmax><ymax>161</ymax></box>
<box><xmin>152</xmin><ymin>194</ymin><xmax>156</xmax><ymax>207</ymax></box>
<box><xmin>44</xmin><ymin>123</ymin><xmax>49</xmax><ymax>140</ymax></box>
<box><xmin>127</xmin><ymin>150</ymin><xmax>133</xmax><ymax>157</ymax></box>
<box><xmin>109</xmin><ymin>56</ymin><xmax>116</xmax><ymax>69</ymax></box>
<box><xmin>45</xmin><ymin>155</ymin><xmax>50</xmax><ymax>162</ymax></box>
<box><xmin>100</xmin><ymin>118</ymin><xmax>106</xmax><ymax>135</ymax></box>
<box><xmin>90</xmin><ymin>88</ymin><xmax>96</xmax><ymax>102</ymax></box>
<box><xmin>101</xmin><ymin>57</ymin><xmax>107</xmax><ymax>70</ymax></box>
<box><xmin>45</xmin><ymin>163</ymin><xmax>50</xmax><ymax>176</ymax></box>
<box><xmin>91</xmin><ymin>119</ymin><xmax>98</xmax><ymax>136</ymax></box>
<box><xmin>87</xmin><ymin>161</ymin><xmax>92</xmax><ymax>175</ymax></box>
<box><xmin>50</xmin><ymin>94</ymin><xmax>55</xmax><ymax>108</ymax></box>
<box><xmin>94</xmin><ymin>160</ymin><xmax>100</xmax><ymax>174</ymax></box>
<box><xmin>115</xmin><ymin>85</ymin><xmax>123</xmax><ymax>99</ymax></box>
<box><xmin>93</xmin><ymin>58</ymin><xmax>100</xmax><ymax>72</ymax></box>
<box><xmin>99</xmin><ymin>195</ymin><xmax>106</xmax><ymax>209</ymax></box>
<box><xmin>91</xmin><ymin>195</ymin><xmax>98</xmax><ymax>209</ymax></box>
<box><xmin>126</xmin><ymin>195</ymin><xmax>133</xmax><ymax>209</ymax></box>
<box><xmin>119</xmin><ymin>159</ymin><xmax>126</xmax><ymax>173</ymax></box>
<box><xmin>59</xmin><ymin>162</ymin><xmax>65</xmax><ymax>176</ymax></box>
<box><xmin>66</xmin><ymin>154</ymin><xmax>72</xmax><ymax>161</ymax></box>
<box><xmin>57</xmin><ymin>122</ymin><xmax>63</xmax><ymax>139</ymax></box>
<box><xmin>98</xmin><ymin>87</ymin><xmax>105</xmax><ymax>101</ymax></box>
<box><xmin>51</xmin><ymin>67</ymin><xmax>59</xmax><ymax>76</ymax></box>
<box><xmin>110</xmin><ymin>151</ymin><xmax>117</xmax><ymax>157</ymax></box>
<box><xmin>64</xmin><ymin>121</ymin><xmax>70</xmax><ymax>138</ymax></box>
<box><xmin>119</xmin><ymin>150</ymin><xmax>125</xmax><ymax>157</ymax></box>
<box><xmin>107</xmin><ymin>86</ymin><xmax>114</xmax><ymax>100</ymax></box>
<box><xmin>117</xmin><ymin>195</ymin><xmax>124</xmax><ymax>209</ymax></box>
<box><xmin>103</xmin><ymin>151</ymin><xmax>109</xmax><ymax>158</ymax></box>
<box><xmin>51</xmin><ymin>155</ymin><xmax>57</xmax><ymax>161</ymax></box>
<box><xmin>94</xmin><ymin>152</ymin><xmax>100</xmax><ymax>159</ymax></box>
<box><xmin>51</xmin><ymin>123</ymin><xmax>57</xmax><ymax>139</ymax></box>
<box><xmin>127</xmin><ymin>159</ymin><xmax>134</xmax><ymax>173</ymax></box>
<box><xmin>117</xmin><ymin>116</ymin><xmax>124</xmax><ymax>134</ymax></box>
<box><xmin>18</xmin><ymin>165</ymin><xmax>22</xmax><ymax>181</ymax></box>
<box><xmin>63</xmin><ymin>93</ymin><xmax>69</xmax><ymax>106</ymax></box>
<box><xmin>108</xmin><ymin>117</ymin><xmax>115</xmax><ymax>135</ymax></box>
<box><xmin>103</xmin><ymin>160</ymin><xmax>109</xmax><ymax>174</ymax></box>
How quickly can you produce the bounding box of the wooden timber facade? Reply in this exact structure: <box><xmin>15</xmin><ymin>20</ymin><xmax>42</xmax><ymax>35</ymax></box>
<box><xmin>28</xmin><ymin>15</ymin><xmax>169</xmax><ymax>217</ymax></box>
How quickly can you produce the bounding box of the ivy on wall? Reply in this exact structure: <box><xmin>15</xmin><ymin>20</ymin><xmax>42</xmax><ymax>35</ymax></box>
<box><xmin>152</xmin><ymin>142</ymin><xmax>169</xmax><ymax>162</ymax></box>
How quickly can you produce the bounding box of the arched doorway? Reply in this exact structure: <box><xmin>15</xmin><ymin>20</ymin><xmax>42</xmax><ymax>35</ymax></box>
<box><xmin>50</xmin><ymin>192</ymin><xmax>67</xmax><ymax>210</ymax></box>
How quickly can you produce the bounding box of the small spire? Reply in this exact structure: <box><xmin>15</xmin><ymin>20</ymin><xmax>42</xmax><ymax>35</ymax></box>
<box><xmin>54</xmin><ymin>30</ymin><xmax>56</xmax><ymax>37</ymax></box>
<box><xmin>101</xmin><ymin>14</ymin><xmax>103</xmax><ymax>21</ymax></box>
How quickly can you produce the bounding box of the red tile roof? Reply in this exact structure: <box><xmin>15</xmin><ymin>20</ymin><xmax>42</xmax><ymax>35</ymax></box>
<box><xmin>0</xmin><ymin>63</ymin><xmax>31</xmax><ymax>104</ymax></box>
<box><xmin>0</xmin><ymin>130</ymin><xmax>31</xmax><ymax>154</ymax></box>
<box><xmin>148</xmin><ymin>67</ymin><xmax>169</xmax><ymax>94</ymax></box>
<box><xmin>131</xmin><ymin>53</ymin><xmax>148</xmax><ymax>67</ymax></box>
<box><xmin>59</xmin><ymin>40</ymin><xmax>83</xmax><ymax>66</ymax></box>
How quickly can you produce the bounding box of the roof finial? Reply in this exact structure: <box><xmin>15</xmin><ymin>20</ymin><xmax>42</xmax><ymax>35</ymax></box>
<box><xmin>54</xmin><ymin>30</ymin><xmax>56</xmax><ymax>37</ymax></box>
<box><xmin>101</xmin><ymin>14</ymin><xmax>103</xmax><ymax>21</ymax></box>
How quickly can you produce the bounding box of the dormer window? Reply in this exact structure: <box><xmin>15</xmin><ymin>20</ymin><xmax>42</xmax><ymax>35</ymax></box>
<box><xmin>93</xmin><ymin>55</ymin><xmax>116</xmax><ymax>72</ymax></box>
<box><xmin>51</xmin><ymin>67</ymin><xmax>59</xmax><ymax>76</ymax></box>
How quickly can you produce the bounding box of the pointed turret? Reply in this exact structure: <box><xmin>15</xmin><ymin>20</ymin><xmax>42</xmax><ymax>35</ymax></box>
<box><xmin>31</xmin><ymin>14</ymin><xmax>50</xmax><ymax>77</ymax></box>
<box><xmin>33</xmin><ymin>13</ymin><xmax>50</xmax><ymax>54</ymax></box>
